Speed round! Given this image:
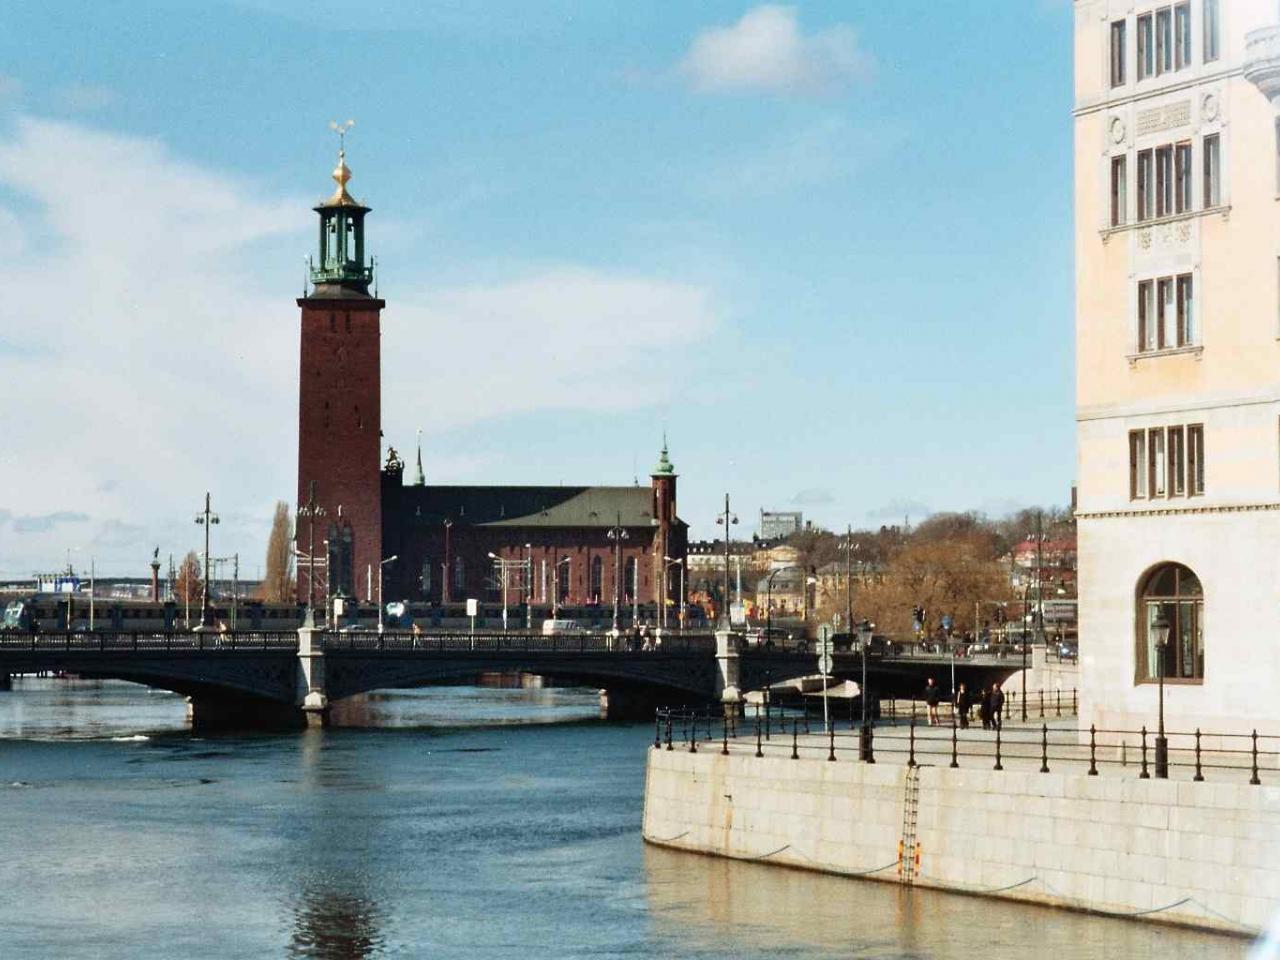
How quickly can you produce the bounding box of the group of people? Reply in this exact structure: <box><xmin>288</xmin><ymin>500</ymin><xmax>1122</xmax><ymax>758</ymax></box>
<box><xmin>922</xmin><ymin>677</ymin><xmax>1005</xmax><ymax>730</ymax></box>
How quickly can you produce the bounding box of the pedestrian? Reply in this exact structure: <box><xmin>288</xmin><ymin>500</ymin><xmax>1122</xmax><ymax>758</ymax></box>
<box><xmin>924</xmin><ymin>677</ymin><xmax>941</xmax><ymax>726</ymax></box>
<box><xmin>990</xmin><ymin>683</ymin><xmax>1005</xmax><ymax>731</ymax></box>
<box><xmin>955</xmin><ymin>683</ymin><xmax>971</xmax><ymax>729</ymax></box>
<box><xmin>979</xmin><ymin>686</ymin><xmax>992</xmax><ymax>730</ymax></box>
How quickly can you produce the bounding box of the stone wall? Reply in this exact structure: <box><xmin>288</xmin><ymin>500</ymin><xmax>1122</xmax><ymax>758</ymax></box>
<box><xmin>643</xmin><ymin>746</ymin><xmax>1280</xmax><ymax>935</ymax></box>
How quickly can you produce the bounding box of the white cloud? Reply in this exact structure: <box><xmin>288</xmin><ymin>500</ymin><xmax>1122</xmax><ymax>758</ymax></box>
<box><xmin>680</xmin><ymin>6</ymin><xmax>869</xmax><ymax>96</ymax></box>
<box><xmin>0</xmin><ymin>117</ymin><xmax>723</xmax><ymax>576</ymax></box>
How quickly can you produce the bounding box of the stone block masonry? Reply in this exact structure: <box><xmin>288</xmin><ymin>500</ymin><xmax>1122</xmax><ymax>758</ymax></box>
<box><xmin>642</xmin><ymin>746</ymin><xmax>1280</xmax><ymax>935</ymax></box>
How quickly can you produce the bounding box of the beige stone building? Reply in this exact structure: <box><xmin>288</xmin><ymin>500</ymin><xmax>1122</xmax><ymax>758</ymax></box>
<box><xmin>1075</xmin><ymin>0</ymin><xmax>1280</xmax><ymax>734</ymax></box>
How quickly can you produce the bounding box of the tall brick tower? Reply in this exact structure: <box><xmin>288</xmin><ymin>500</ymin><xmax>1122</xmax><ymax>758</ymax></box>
<box><xmin>296</xmin><ymin>142</ymin><xmax>384</xmax><ymax>605</ymax></box>
<box><xmin>650</xmin><ymin>439</ymin><xmax>680</xmax><ymax>619</ymax></box>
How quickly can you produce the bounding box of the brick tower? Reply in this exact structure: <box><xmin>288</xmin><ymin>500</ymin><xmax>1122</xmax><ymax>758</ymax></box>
<box><xmin>650</xmin><ymin>439</ymin><xmax>681</xmax><ymax>620</ymax></box>
<box><xmin>296</xmin><ymin>142</ymin><xmax>384</xmax><ymax>605</ymax></box>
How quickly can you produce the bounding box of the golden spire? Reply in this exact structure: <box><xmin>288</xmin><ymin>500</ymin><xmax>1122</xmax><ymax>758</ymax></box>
<box><xmin>326</xmin><ymin>119</ymin><xmax>357</xmax><ymax>205</ymax></box>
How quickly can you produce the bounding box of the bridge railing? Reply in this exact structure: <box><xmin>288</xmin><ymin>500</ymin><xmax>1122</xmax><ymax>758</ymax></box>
<box><xmin>320</xmin><ymin>631</ymin><xmax>718</xmax><ymax>654</ymax></box>
<box><xmin>0</xmin><ymin>631</ymin><xmax>300</xmax><ymax>651</ymax></box>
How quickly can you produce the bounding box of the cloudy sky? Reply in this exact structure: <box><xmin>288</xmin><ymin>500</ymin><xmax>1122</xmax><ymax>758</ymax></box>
<box><xmin>0</xmin><ymin>1</ymin><xmax>1074</xmax><ymax>578</ymax></box>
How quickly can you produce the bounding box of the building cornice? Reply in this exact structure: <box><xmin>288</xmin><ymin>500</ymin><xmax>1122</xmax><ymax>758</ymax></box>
<box><xmin>1077</xmin><ymin>502</ymin><xmax>1280</xmax><ymax>520</ymax></box>
<box><xmin>1077</xmin><ymin>392</ymin><xmax>1280</xmax><ymax>423</ymax></box>
<box><xmin>1073</xmin><ymin>66</ymin><xmax>1243</xmax><ymax>119</ymax></box>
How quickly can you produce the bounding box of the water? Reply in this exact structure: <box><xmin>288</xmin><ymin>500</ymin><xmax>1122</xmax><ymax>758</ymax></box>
<box><xmin>0</xmin><ymin>678</ymin><xmax>1251</xmax><ymax>959</ymax></box>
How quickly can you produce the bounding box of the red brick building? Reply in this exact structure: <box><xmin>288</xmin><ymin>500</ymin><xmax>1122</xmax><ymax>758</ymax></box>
<box><xmin>295</xmin><ymin>151</ymin><xmax>687</xmax><ymax>617</ymax></box>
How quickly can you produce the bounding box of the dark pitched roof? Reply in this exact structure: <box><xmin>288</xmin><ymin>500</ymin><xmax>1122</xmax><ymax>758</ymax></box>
<box><xmin>387</xmin><ymin>484</ymin><xmax>685</xmax><ymax>529</ymax></box>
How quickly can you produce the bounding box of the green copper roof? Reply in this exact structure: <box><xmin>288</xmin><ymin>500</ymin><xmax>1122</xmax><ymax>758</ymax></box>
<box><xmin>652</xmin><ymin>438</ymin><xmax>675</xmax><ymax>476</ymax></box>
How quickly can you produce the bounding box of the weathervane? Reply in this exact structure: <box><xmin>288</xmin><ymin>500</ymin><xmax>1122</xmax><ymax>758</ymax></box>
<box><xmin>329</xmin><ymin>119</ymin><xmax>355</xmax><ymax>154</ymax></box>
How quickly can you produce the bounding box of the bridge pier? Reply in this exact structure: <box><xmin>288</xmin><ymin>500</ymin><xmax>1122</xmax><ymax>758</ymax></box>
<box><xmin>0</xmin><ymin>672</ymin><xmax>10</xmax><ymax>691</ymax></box>
<box><xmin>598</xmin><ymin>687</ymin><xmax>675</xmax><ymax>722</ymax></box>
<box><xmin>296</xmin><ymin>624</ymin><xmax>330</xmax><ymax>728</ymax></box>
<box><xmin>715</xmin><ymin>625</ymin><xmax>744</xmax><ymax>719</ymax></box>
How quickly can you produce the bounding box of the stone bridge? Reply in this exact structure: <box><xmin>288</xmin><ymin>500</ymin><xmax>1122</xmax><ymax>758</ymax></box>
<box><xmin>0</xmin><ymin>629</ymin><xmax>1025</xmax><ymax>729</ymax></box>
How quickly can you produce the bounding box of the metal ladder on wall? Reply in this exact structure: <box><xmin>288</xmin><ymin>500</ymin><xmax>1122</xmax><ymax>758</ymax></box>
<box><xmin>898</xmin><ymin>764</ymin><xmax>921</xmax><ymax>886</ymax></box>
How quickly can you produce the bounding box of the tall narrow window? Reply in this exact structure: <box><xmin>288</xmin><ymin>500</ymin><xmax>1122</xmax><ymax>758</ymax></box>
<box><xmin>1138</xmin><ymin>14</ymin><xmax>1154</xmax><ymax>79</ymax></box>
<box><xmin>1203</xmin><ymin>133</ymin><xmax>1220</xmax><ymax>207</ymax></box>
<box><xmin>1111</xmin><ymin>155</ymin><xmax>1128</xmax><ymax>226</ymax></box>
<box><xmin>1176</xmin><ymin>274</ymin><xmax>1194</xmax><ymax>345</ymax></box>
<box><xmin>1149</xmin><ymin>427</ymin><xmax>1167</xmax><ymax>497</ymax></box>
<box><xmin>1203</xmin><ymin>0</ymin><xmax>1220</xmax><ymax>63</ymax></box>
<box><xmin>1111</xmin><ymin>20</ymin><xmax>1127</xmax><ymax>86</ymax></box>
<box><xmin>1169</xmin><ymin>426</ymin><xmax>1186</xmax><ymax>496</ymax></box>
<box><xmin>1138</xmin><ymin>149</ymin><xmax>1154</xmax><ymax>221</ymax></box>
<box><xmin>1130</xmin><ymin>430</ymin><xmax>1149</xmax><ymax>499</ymax></box>
<box><xmin>1155</xmin><ymin>145</ymin><xmax>1174</xmax><ymax>217</ymax></box>
<box><xmin>1175</xmin><ymin>141</ymin><xmax>1192</xmax><ymax>213</ymax></box>
<box><xmin>453</xmin><ymin>556</ymin><xmax>465</xmax><ymax>593</ymax></box>
<box><xmin>1174</xmin><ymin>3</ymin><xmax>1191</xmax><ymax>70</ymax></box>
<box><xmin>1187</xmin><ymin>424</ymin><xmax>1204</xmax><ymax>495</ymax></box>
<box><xmin>1156</xmin><ymin>8</ymin><xmax>1173</xmax><ymax>75</ymax></box>
<box><xmin>1138</xmin><ymin>279</ymin><xmax>1156</xmax><ymax>352</ymax></box>
<box><xmin>1157</xmin><ymin>277</ymin><xmax>1174</xmax><ymax>349</ymax></box>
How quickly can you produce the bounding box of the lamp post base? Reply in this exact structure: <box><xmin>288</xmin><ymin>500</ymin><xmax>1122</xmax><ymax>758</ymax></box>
<box><xmin>1154</xmin><ymin>736</ymin><xmax>1169</xmax><ymax>779</ymax></box>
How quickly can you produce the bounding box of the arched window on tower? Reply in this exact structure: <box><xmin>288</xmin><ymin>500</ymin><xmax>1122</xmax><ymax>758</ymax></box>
<box><xmin>589</xmin><ymin>556</ymin><xmax>603</xmax><ymax>602</ymax></box>
<box><xmin>1138</xmin><ymin>562</ymin><xmax>1204</xmax><ymax>682</ymax></box>
<box><xmin>453</xmin><ymin>556</ymin><xmax>466</xmax><ymax>594</ymax></box>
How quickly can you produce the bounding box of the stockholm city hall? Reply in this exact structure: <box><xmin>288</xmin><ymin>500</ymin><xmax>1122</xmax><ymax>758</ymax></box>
<box><xmin>295</xmin><ymin>145</ymin><xmax>688</xmax><ymax>619</ymax></box>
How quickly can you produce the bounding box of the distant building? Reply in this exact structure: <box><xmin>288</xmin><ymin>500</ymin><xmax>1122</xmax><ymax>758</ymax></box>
<box><xmin>759</xmin><ymin>510</ymin><xmax>803</xmax><ymax>540</ymax></box>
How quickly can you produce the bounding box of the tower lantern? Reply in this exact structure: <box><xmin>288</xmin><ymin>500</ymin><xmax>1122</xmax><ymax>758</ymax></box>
<box><xmin>310</xmin><ymin>121</ymin><xmax>374</xmax><ymax>295</ymax></box>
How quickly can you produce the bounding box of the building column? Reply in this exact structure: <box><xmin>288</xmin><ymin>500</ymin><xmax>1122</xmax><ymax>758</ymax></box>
<box><xmin>296</xmin><ymin>623</ymin><xmax>330</xmax><ymax>728</ymax></box>
<box><xmin>715</xmin><ymin>624</ymin><xmax>743</xmax><ymax>718</ymax></box>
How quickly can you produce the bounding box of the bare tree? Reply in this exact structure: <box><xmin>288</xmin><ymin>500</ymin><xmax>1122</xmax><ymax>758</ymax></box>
<box><xmin>262</xmin><ymin>501</ymin><xmax>295</xmax><ymax>602</ymax></box>
<box><xmin>174</xmin><ymin>550</ymin><xmax>203</xmax><ymax>606</ymax></box>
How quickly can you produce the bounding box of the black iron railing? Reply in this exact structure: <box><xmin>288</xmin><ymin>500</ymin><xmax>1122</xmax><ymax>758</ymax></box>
<box><xmin>0</xmin><ymin>631</ymin><xmax>299</xmax><ymax>651</ymax></box>
<box><xmin>653</xmin><ymin>706</ymin><xmax>1277</xmax><ymax>786</ymax></box>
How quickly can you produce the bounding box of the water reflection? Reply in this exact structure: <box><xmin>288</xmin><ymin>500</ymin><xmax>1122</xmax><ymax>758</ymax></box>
<box><xmin>288</xmin><ymin>884</ymin><xmax>386</xmax><ymax>960</ymax></box>
<box><xmin>642</xmin><ymin>844</ymin><xmax>1248</xmax><ymax>959</ymax></box>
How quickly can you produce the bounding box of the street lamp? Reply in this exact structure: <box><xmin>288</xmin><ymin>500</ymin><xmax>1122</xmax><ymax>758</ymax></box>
<box><xmin>662</xmin><ymin>556</ymin><xmax>684</xmax><ymax>632</ymax></box>
<box><xmin>607</xmin><ymin>513</ymin><xmax>629</xmax><ymax>636</ymax></box>
<box><xmin>194</xmin><ymin>492</ymin><xmax>220</xmax><ymax>629</ymax></box>
<box><xmin>488</xmin><ymin>552</ymin><xmax>510</xmax><ymax>632</ymax></box>
<box><xmin>1154</xmin><ymin>614</ymin><xmax>1171</xmax><ymax>779</ymax></box>
<box><xmin>298</xmin><ymin>482</ymin><xmax>326</xmax><ymax>628</ymax></box>
<box><xmin>715</xmin><ymin>494</ymin><xmax>738</xmax><ymax>627</ymax></box>
<box><xmin>377</xmin><ymin>555</ymin><xmax>398</xmax><ymax>634</ymax></box>
<box><xmin>765</xmin><ymin>565</ymin><xmax>812</xmax><ymax>641</ymax></box>
<box><xmin>1020</xmin><ymin>581</ymin><xmax>1032</xmax><ymax>721</ymax></box>
<box><xmin>552</xmin><ymin>556</ymin><xmax>571</xmax><ymax>619</ymax></box>
<box><xmin>524</xmin><ymin>543</ymin><xmax>533</xmax><ymax>631</ymax></box>
<box><xmin>858</xmin><ymin>618</ymin><xmax>875</xmax><ymax>761</ymax></box>
<box><xmin>441</xmin><ymin>518</ymin><xmax>453</xmax><ymax>606</ymax></box>
<box><xmin>838</xmin><ymin>528</ymin><xmax>860</xmax><ymax>633</ymax></box>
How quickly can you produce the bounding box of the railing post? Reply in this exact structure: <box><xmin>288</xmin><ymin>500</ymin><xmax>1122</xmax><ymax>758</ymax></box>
<box><xmin>1139</xmin><ymin>726</ymin><xmax>1150</xmax><ymax>779</ymax></box>
<box><xmin>1055</xmin><ymin>689</ymin><xmax>1061</xmax><ymax>718</ymax></box>
<box><xmin>993</xmin><ymin>723</ymin><xmax>1003</xmax><ymax>771</ymax></box>
<box><xmin>722</xmin><ymin>716</ymin><xmax>730</xmax><ymax>755</ymax></box>
<box><xmin>827</xmin><ymin>721</ymin><xmax>836</xmax><ymax>762</ymax></box>
<box><xmin>1038</xmin><ymin>690</ymin><xmax>1044</xmax><ymax>719</ymax></box>
<box><xmin>950</xmin><ymin>720</ymin><xmax>959</xmax><ymax>769</ymax></box>
<box><xmin>791</xmin><ymin>720</ymin><xmax>799</xmax><ymax>760</ymax></box>
<box><xmin>654</xmin><ymin>712</ymin><xmax>662</xmax><ymax>749</ymax></box>
<box><xmin>908</xmin><ymin>715</ymin><xmax>917</xmax><ymax>768</ymax></box>
<box><xmin>1039</xmin><ymin>723</ymin><xmax>1050</xmax><ymax>774</ymax></box>
<box><xmin>1088</xmin><ymin>724</ymin><xmax>1098</xmax><ymax>776</ymax></box>
<box><xmin>665</xmin><ymin>717</ymin><xmax>673</xmax><ymax>751</ymax></box>
<box><xmin>688</xmin><ymin>719</ymin><xmax>697</xmax><ymax>753</ymax></box>
<box><xmin>1073</xmin><ymin>688</ymin><xmax>1077</xmax><ymax>714</ymax></box>
<box><xmin>1193</xmin><ymin>728</ymin><xmax>1204</xmax><ymax>782</ymax></box>
<box><xmin>755</xmin><ymin>719</ymin><xmax>764</xmax><ymax>759</ymax></box>
<box><xmin>1251</xmin><ymin>730</ymin><xmax>1261</xmax><ymax>786</ymax></box>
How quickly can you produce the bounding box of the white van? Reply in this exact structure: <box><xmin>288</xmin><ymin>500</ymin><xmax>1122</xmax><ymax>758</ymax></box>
<box><xmin>541</xmin><ymin>618</ymin><xmax>585</xmax><ymax>636</ymax></box>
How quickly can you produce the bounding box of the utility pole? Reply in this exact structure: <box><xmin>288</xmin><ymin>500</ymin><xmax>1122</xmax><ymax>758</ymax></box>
<box><xmin>1035</xmin><ymin>509</ymin><xmax>1045</xmax><ymax>646</ymax></box>
<box><xmin>297</xmin><ymin>481</ymin><xmax>326</xmax><ymax>627</ymax></box>
<box><xmin>194</xmin><ymin>492</ymin><xmax>220</xmax><ymax>628</ymax></box>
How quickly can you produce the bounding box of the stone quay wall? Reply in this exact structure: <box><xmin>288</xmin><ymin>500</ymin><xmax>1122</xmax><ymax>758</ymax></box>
<box><xmin>642</xmin><ymin>746</ymin><xmax>1280</xmax><ymax>936</ymax></box>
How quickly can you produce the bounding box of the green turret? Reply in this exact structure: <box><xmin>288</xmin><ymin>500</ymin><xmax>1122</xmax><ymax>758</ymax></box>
<box><xmin>309</xmin><ymin>145</ymin><xmax>374</xmax><ymax>296</ymax></box>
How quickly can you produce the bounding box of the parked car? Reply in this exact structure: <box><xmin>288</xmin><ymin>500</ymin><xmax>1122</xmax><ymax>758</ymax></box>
<box><xmin>541</xmin><ymin>619</ymin><xmax>586</xmax><ymax>636</ymax></box>
<box><xmin>1057</xmin><ymin>641</ymin><xmax>1079</xmax><ymax>661</ymax></box>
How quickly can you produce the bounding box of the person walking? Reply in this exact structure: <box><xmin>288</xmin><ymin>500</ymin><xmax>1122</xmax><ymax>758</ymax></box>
<box><xmin>990</xmin><ymin>682</ymin><xmax>1005</xmax><ymax>731</ymax></box>
<box><xmin>955</xmin><ymin>683</ymin><xmax>971</xmax><ymax>729</ymax></box>
<box><xmin>979</xmin><ymin>686</ymin><xmax>992</xmax><ymax>730</ymax></box>
<box><xmin>924</xmin><ymin>677</ymin><xmax>941</xmax><ymax>726</ymax></box>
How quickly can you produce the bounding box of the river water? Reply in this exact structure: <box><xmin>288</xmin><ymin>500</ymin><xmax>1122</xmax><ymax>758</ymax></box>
<box><xmin>0</xmin><ymin>678</ymin><xmax>1252</xmax><ymax>959</ymax></box>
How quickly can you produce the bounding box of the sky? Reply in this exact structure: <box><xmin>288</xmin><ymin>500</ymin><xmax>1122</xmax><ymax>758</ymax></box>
<box><xmin>0</xmin><ymin>1</ymin><xmax>1075</xmax><ymax>579</ymax></box>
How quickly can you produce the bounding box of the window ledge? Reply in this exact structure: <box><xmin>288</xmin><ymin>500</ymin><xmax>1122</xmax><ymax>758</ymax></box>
<box><xmin>1127</xmin><ymin>345</ymin><xmax>1203</xmax><ymax>364</ymax></box>
<box><xmin>1135</xmin><ymin>677</ymin><xmax>1203</xmax><ymax>687</ymax></box>
<box><xmin>1101</xmin><ymin>205</ymin><xmax>1230</xmax><ymax>241</ymax></box>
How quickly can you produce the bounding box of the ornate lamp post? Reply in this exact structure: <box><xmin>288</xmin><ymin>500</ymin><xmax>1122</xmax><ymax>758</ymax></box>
<box><xmin>607</xmin><ymin>513</ymin><xmax>629</xmax><ymax>635</ymax></box>
<box><xmin>194</xmin><ymin>492</ymin><xmax>220</xmax><ymax>629</ymax></box>
<box><xmin>1154</xmin><ymin>614</ymin><xmax>1171</xmax><ymax>779</ymax></box>
<box><xmin>297</xmin><ymin>482</ymin><xmax>326</xmax><ymax>628</ymax></box>
<box><xmin>715</xmin><ymin>494</ymin><xmax>738</xmax><ymax>627</ymax></box>
<box><xmin>859</xmin><ymin>618</ymin><xmax>875</xmax><ymax>761</ymax></box>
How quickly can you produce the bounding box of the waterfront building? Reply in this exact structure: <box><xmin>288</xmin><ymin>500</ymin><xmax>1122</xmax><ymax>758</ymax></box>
<box><xmin>294</xmin><ymin>151</ymin><xmax>686</xmax><ymax>612</ymax></box>
<box><xmin>1074</xmin><ymin>0</ymin><xmax>1280</xmax><ymax>732</ymax></box>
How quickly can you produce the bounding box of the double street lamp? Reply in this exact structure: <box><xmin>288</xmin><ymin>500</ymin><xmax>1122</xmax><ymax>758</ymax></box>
<box><xmin>194</xmin><ymin>492</ymin><xmax>220</xmax><ymax>629</ymax></box>
<box><xmin>488</xmin><ymin>552</ymin><xmax>531</xmax><ymax>633</ymax></box>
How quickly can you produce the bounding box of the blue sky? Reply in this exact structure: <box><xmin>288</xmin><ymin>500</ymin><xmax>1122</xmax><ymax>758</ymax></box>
<box><xmin>0</xmin><ymin>1</ymin><xmax>1074</xmax><ymax>577</ymax></box>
